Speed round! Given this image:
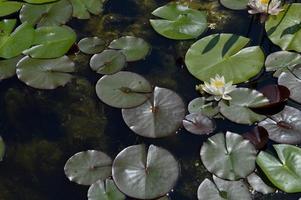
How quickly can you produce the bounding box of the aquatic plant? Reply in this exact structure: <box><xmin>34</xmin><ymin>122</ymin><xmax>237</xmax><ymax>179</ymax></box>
<box><xmin>183</xmin><ymin>113</ymin><xmax>215</xmax><ymax>135</ymax></box>
<box><xmin>0</xmin><ymin>0</ymin><xmax>23</xmax><ymax>17</ymax></box>
<box><xmin>87</xmin><ymin>179</ymin><xmax>125</xmax><ymax>200</ymax></box>
<box><xmin>0</xmin><ymin>136</ymin><xmax>5</xmax><ymax>161</ymax></box>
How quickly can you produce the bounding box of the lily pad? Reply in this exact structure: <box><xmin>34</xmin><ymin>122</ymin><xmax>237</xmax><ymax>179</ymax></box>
<box><xmin>64</xmin><ymin>150</ymin><xmax>112</xmax><ymax>186</ymax></box>
<box><xmin>78</xmin><ymin>37</ymin><xmax>106</xmax><ymax>54</ymax></box>
<box><xmin>0</xmin><ymin>0</ymin><xmax>23</xmax><ymax>17</ymax></box>
<box><xmin>219</xmin><ymin>88</ymin><xmax>269</xmax><ymax>125</ymax></box>
<box><xmin>149</xmin><ymin>3</ymin><xmax>207</xmax><ymax>40</ymax></box>
<box><xmin>90</xmin><ymin>50</ymin><xmax>126</xmax><ymax>75</ymax></box>
<box><xmin>258</xmin><ymin>106</ymin><xmax>301</xmax><ymax>144</ymax></box>
<box><xmin>220</xmin><ymin>0</ymin><xmax>249</xmax><ymax>10</ymax></box>
<box><xmin>69</xmin><ymin>0</ymin><xmax>105</xmax><ymax>19</ymax></box>
<box><xmin>188</xmin><ymin>97</ymin><xmax>219</xmax><ymax>117</ymax></box>
<box><xmin>247</xmin><ymin>173</ymin><xmax>275</xmax><ymax>194</ymax></box>
<box><xmin>183</xmin><ymin>113</ymin><xmax>215</xmax><ymax>135</ymax></box>
<box><xmin>23</xmin><ymin>0</ymin><xmax>57</xmax><ymax>3</ymax></box>
<box><xmin>0</xmin><ymin>136</ymin><xmax>5</xmax><ymax>161</ymax></box>
<box><xmin>242</xmin><ymin>126</ymin><xmax>269</xmax><ymax>150</ymax></box>
<box><xmin>0</xmin><ymin>55</ymin><xmax>23</xmax><ymax>80</ymax></box>
<box><xmin>185</xmin><ymin>34</ymin><xmax>265</xmax><ymax>84</ymax></box>
<box><xmin>112</xmin><ymin>144</ymin><xmax>180</xmax><ymax>199</ymax></box>
<box><xmin>23</xmin><ymin>25</ymin><xmax>76</xmax><ymax>59</ymax></box>
<box><xmin>256</xmin><ymin>144</ymin><xmax>301</xmax><ymax>193</ymax></box>
<box><xmin>95</xmin><ymin>71</ymin><xmax>152</xmax><ymax>108</ymax></box>
<box><xmin>122</xmin><ymin>87</ymin><xmax>185</xmax><ymax>138</ymax></box>
<box><xmin>87</xmin><ymin>179</ymin><xmax>125</xmax><ymax>200</ymax></box>
<box><xmin>16</xmin><ymin>56</ymin><xmax>75</xmax><ymax>89</ymax></box>
<box><xmin>108</xmin><ymin>36</ymin><xmax>150</xmax><ymax>62</ymax></box>
<box><xmin>20</xmin><ymin>0</ymin><xmax>73</xmax><ymax>27</ymax></box>
<box><xmin>265</xmin><ymin>3</ymin><xmax>301</xmax><ymax>52</ymax></box>
<box><xmin>200</xmin><ymin>132</ymin><xmax>257</xmax><ymax>180</ymax></box>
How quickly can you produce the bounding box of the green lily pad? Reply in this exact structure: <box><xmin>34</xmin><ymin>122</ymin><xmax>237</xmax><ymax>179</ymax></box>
<box><xmin>220</xmin><ymin>0</ymin><xmax>249</xmax><ymax>10</ymax></box>
<box><xmin>258</xmin><ymin>106</ymin><xmax>301</xmax><ymax>144</ymax></box>
<box><xmin>69</xmin><ymin>0</ymin><xmax>105</xmax><ymax>19</ymax></box>
<box><xmin>265</xmin><ymin>3</ymin><xmax>301</xmax><ymax>52</ymax></box>
<box><xmin>112</xmin><ymin>144</ymin><xmax>180</xmax><ymax>199</ymax></box>
<box><xmin>16</xmin><ymin>56</ymin><xmax>75</xmax><ymax>89</ymax></box>
<box><xmin>0</xmin><ymin>136</ymin><xmax>5</xmax><ymax>161</ymax></box>
<box><xmin>219</xmin><ymin>88</ymin><xmax>269</xmax><ymax>125</ymax></box>
<box><xmin>247</xmin><ymin>173</ymin><xmax>275</xmax><ymax>194</ymax></box>
<box><xmin>108</xmin><ymin>36</ymin><xmax>150</xmax><ymax>62</ymax></box>
<box><xmin>0</xmin><ymin>55</ymin><xmax>22</xmax><ymax>80</ymax></box>
<box><xmin>122</xmin><ymin>87</ymin><xmax>185</xmax><ymax>138</ymax></box>
<box><xmin>0</xmin><ymin>1</ymin><xmax>23</xmax><ymax>17</ymax></box>
<box><xmin>87</xmin><ymin>179</ymin><xmax>125</xmax><ymax>200</ymax></box>
<box><xmin>23</xmin><ymin>0</ymin><xmax>57</xmax><ymax>3</ymax></box>
<box><xmin>185</xmin><ymin>34</ymin><xmax>265</xmax><ymax>84</ymax></box>
<box><xmin>200</xmin><ymin>132</ymin><xmax>257</xmax><ymax>180</ymax></box>
<box><xmin>90</xmin><ymin>50</ymin><xmax>126</xmax><ymax>75</ymax></box>
<box><xmin>150</xmin><ymin>3</ymin><xmax>207</xmax><ymax>40</ymax></box>
<box><xmin>95</xmin><ymin>71</ymin><xmax>152</xmax><ymax>108</ymax></box>
<box><xmin>23</xmin><ymin>25</ymin><xmax>76</xmax><ymax>59</ymax></box>
<box><xmin>188</xmin><ymin>97</ymin><xmax>219</xmax><ymax>117</ymax></box>
<box><xmin>64</xmin><ymin>150</ymin><xmax>112</xmax><ymax>186</ymax></box>
<box><xmin>78</xmin><ymin>37</ymin><xmax>106</xmax><ymax>54</ymax></box>
<box><xmin>256</xmin><ymin>144</ymin><xmax>301</xmax><ymax>193</ymax></box>
<box><xmin>183</xmin><ymin>113</ymin><xmax>215</xmax><ymax>135</ymax></box>
<box><xmin>20</xmin><ymin>0</ymin><xmax>72</xmax><ymax>27</ymax></box>
<box><xmin>0</xmin><ymin>20</ymin><xmax>34</xmax><ymax>59</ymax></box>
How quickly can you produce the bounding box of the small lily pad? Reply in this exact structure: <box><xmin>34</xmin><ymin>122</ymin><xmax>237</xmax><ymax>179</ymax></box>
<box><xmin>242</xmin><ymin>126</ymin><xmax>269</xmax><ymax>150</ymax></box>
<box><xmin>69</xmin><ymin>0</ymin><xmax>105</xmax><ymax>19</ymax></box>
<box><xmin>112</xmin><ymin>144</ymin><xmax>180</xmax><ymax>199</ymax></box>
<box><xmin>247</xmin><ymin>173</ymin><xmax>275</xmax><ymax>194</ymax></box>
<box><xmin>64</xmin><ymin>150</ymin><xmax>112</xmax><ymax>186</ymax></box>
<box><xmin>188</xmin><ymin>97</ymin><xmax>219</xmax><ymax>117</ymax></box>
<box><xmin>78</xmin><ymin>37</ymin><xmax>106</xmax><ymax>54</ymax></box>
<box><xmin>0</xmin><ymin>1</ymin><xmax>23</xmax><ymax>17</ymax></box>
<box><xmin>183</xmin><ymin>113</ymin><xmax>215</xmax><ymax>135</ymax></box>
<box><xmin>122</xmin><ymin>87</ymin><xmax>185</xmax><ymax>138</ymax></box>
<box><xmin>16</xmin><ymin>56</ymin><xmax>75</xmax><ymax>90</ymax></box>
<box><xmin>90</xmin><ymin>50</ymin><xmax>126</xmax><ymax>75</ymax></box>
<box><xmin>200</xmin><ymin>132</ymin><xmax>257</xmax><ymax>180</ymax></box>
<box><xmin>0</xmin><ymin>55</ymin><xmax>23</xmax><ymax>81</ymax></box>
<box><xmin>95</xmin><ymin>71</ymin><xmax>152</xmax><ymax>108</ymax></box>
<box><xmin>87</xmin><ymin>179</ymin><xmax>125</xmax><ymax>200</ymax></box>
<box><xmin>109</xmin><ymin>36</ymin><xmax>150</xmax><ymax>62</ymax></box>
<box><xmin>0</xmin><ymin>136</ymin><xmax>5</xmax><ymax>161</ymax></box>
<box><xmin>220</xmin><ymin>0</ymin><xmax>249</xmax><ymax>10</ymax></box>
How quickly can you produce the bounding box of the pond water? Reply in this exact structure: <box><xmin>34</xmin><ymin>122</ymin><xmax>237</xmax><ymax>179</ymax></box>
<box><xmin>0</xmin><ymin>0</ymin><xmax>301</xmax><ymax>199</ymax></box>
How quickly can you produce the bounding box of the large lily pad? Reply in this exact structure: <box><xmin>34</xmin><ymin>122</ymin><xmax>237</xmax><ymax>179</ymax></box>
<box><xmin>219</xmin><ymin>88</ymin><xmax>269</xmax><ymax>125</ymax></box>
<box><xmin>87</xmin><ymin>179</ymin><xmax>125</xmax><ymax>200</ymax></box>
<box><xmin>0</xmin><ymin>0</ymin><xmax>23</xmax><ymax>17</ymax></box>
<box><xmin>247</xmin><ymin>173</ymin><xmax>275</xmax><ymax>194</ymax></box>
<box><xmin>149</xmin><ymin>3</ymin><xmax>207</xmax><ymax>40</ymax></box>
<box><xmin>185</xmin><ymin>34</ymin><xmax>264</xmax><ymax>84</ymax></box>
<box><xmin>20</xmin><ymin>0</ymin><xmax>73</xmax><ymax>27</ymax></box>
<box><xmin>0</xmin><ymin>136</ymin><xmax>5</xmax><ymax>161</ymax></box>
<box><xmin>108</xmin><ymin>36</ymin><xmax>150</xmax><ymax>62</ymax></box>
<box><xmin>112</xmin><ymin>144</ymin><xmax>179</xmax><ymax>199</ymax></box>
<box><xmin>23</xmin><ymin>25</ymin><xmax>76</xmax><ymax>59</ymax></box>
<box><xmin>0</xmin><ymin>55</ymin><xmax>22</xmax><ymax>80</ymax></box>
<box><xmin>256</xmin><ymin>144</ymin><xmax>301</xmax><ymax>193</ymax></box>
<box><xmin>69</xmin><ymin>0</ymin><xmax>105</xmax><ymax>19</ymax></box>
<box><xmin>188</xmin><ymin>97</ymin><xmax>219</xmax><ymax>117</ymax></box>
<box><xmin>64</xmin><ymin>150</ymin><xmax>112</xmax><ymax>186</ymax></box>
<box><xmin>95</xmin><ymin>71</ymin><xmax>152</xmax><ymax>108</ymax></box>
<box><xmin>16</xmin><ymin>56</ymin><xmax>75</xmax><ymax>89</ymax></box>
<box><xmin>122</xmin><ymin>87</ymin><xmax>185</xmax><ymax>138</ymax></box>
<box><xmin>78</xmin><ymin>37</ymin><xmax>106</xmax><ymax>54</ymax></box>
<box><xmin>183</xmin><ymin>113</ymin><xmax>215</xmax><ymax>135</ymax></box>
<box><xmin>258</xmin><ymin>106</ymin><xmax>301</xmax><ymax>144</ymax></box>
<box><xmin>220</xmin><ymin>0</ymin><xmax>249</xmax><ymax>10</ymax></box>
<box><xmin>200</xmin><ymin>132</ymin><xmax>257</xmax><ymax>180</ymax></box>
<box><xmin>265</xmin><ymin>3</ymin><xmax>301</xmax><ymax>52</ymax></box>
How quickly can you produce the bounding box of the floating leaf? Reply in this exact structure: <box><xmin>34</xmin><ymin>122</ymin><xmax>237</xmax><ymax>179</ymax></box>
<box><xmin>87</xmin><ymin>179</ymin><xmax>125</xmax><ymax>200</ymax></box>
<box><xmin>188</xmin><ymin>97</ymin><xmax>219</xmax><ymax>117</ymax></box>
<box><xmin>20</xmin><ymin>0</ymin><xmax>72</xmax><ymax>27</ymax></box>
<box><xmin>95</xmin><ymin>71</ymin><xmax>152</xmax><ymax>108</ymax></box>
<box><xmin>0</xmin><ymin>136</ymin><xmax>5</xmax><ymax>161</ymax></box>
<box><xmin>0</xmin><ymin>55</ymin><xmax>22</xmax><ymax>80</ymax></box>
<box><xmin>150</xmin><ymin>3</ymin><xmax>207</xmax><ymax>40</ymax></box>
<box><xmin>265</xmin><ymin>3</ymin><xmax>301</xmax><ymax>52</ymax></box>
<box><xmin>23</xmin><ymin>25</ymin><xmax>76</xmax><ymax>59</ymax></box>
<box><xmin>0</xmin><ymin>1</ymin><xmax>22</xmax><ymax>17</ymax></box>
<box><xmin>16</xmin><ymin>56</ymin><xmax>75</xmax><ymax>89</ymax></box>
<box><xmin>185</xmin><ymin>34</ymin><xmax>264</xmax><ymax>84</ymax></box>
<box><xmin>69</xmin><ymin>0</ymin><xmax>105</xmax><ymax>19</ymax></box>
<box><xmin>242</xmin><ymin>126</ymin><xmax>269</xmax><ymax>150</ymax></box>
<box><xmin>220</xmin><ymin>0</ymin><xmax>249</xmax><ymax>10</ymax></box>
<box><xmin>78</xmin><ymin>36</ymin><xmax>106</xmax><ymax>54</ymax></box>
<box><xmin>23</xmin><ymin>0</ymin><xmax>57</xmax><ymax>3</ymax></box>
<box><xmin>90</xmin><ymin>50</ymin><xmax>126</xmax><ymax>75</ymax></box>
<box><xmin>219</xmin><ymin>88</ymin><xmax>269</xmax><ymax>125</ymax></box>
<box><xmin>109</xmin><ymin>36</ymin><xmax>150</xmax><ymax>62</ymax></box>
<box><xmin>256</xmin><ymin>144</ymin><xmax>301</xmax><ymax>193</ymax></box>
<box><xmin>64</xmin><ymin>150</ymin><xmax>112</xmax><ymax>186</ymax></box>
<box><xmin>247</xmin><ymin>173</ymin><xmax>275</xmax><ymax>194</ymax></box>
<box><xmin>258</xmin><ymin>106</ymin><xmax>301</xmax><ymax>144</ymax></box>
<box><xmin>183</xmin><ymin>113</ymin><xmax>215</xmax><ymax>135</ymax></box>
<box><xmin>112</xmin><ymin>144</ymin><xmax>180</xmax><ymax>199</ymax></box>
<box><xmin>122</xmin><ymin>87</ymin><xmax>185</xmax><ymax>138</ymax></box>
<box><xmin>200</xmin><ymin>132</ymin><xmax>257</xmax><ymax>180</ymax></box>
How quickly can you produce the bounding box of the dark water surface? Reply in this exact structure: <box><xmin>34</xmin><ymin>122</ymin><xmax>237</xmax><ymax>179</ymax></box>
<box><xmin>0</xmin><ymin>0</ymin><xmax>301</xmax><ymax>199</ymax></box>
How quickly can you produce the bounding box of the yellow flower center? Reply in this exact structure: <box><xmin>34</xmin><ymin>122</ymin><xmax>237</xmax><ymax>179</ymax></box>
<box><xmin>260</xmin><ymin>0</ymin><xmax>270</xmax><ymax>4</ymax></box>
<box><xmin>212</xmin><ymin>80</ymin><xmax>225</xmax><ymax>88</ymax></box>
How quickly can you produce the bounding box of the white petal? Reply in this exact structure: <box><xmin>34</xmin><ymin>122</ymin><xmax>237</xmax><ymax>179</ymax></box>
<box><xmin>222</xmin><ymin>94</ymin><xmax>232</xmax><ymax>101</ymax></box>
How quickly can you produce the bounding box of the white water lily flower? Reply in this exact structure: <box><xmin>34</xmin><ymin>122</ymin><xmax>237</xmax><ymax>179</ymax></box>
<box><xmin>248</xmin><ymin>0</ymin><xmax>283</xmax><ymax>16</ymax></box>
<box><xmin>196</xmin><ymin>75</ymin><xmax>236</xmax><ymax>101</ymax></box>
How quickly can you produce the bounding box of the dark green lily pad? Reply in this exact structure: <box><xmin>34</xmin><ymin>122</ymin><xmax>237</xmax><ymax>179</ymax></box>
<box><xmin>0</xmin><ymin>55</ymin><xmax>23</xmax><ymax>80</ymax></box>
<box><xmin>0</xmin><ymin>1</ymin><xmax>23</xmax><ymax>17</ymax></box>
<box><xmin>247</xmin><ymin>173</ymin><xmax>275</xmax><ymax>194</ymax></box>
<box><xmin>112</xmin><ymin>144</ymin><xmax>180</xmax><ymax>199</ymax></box>
<box><xmin>220</xmin><ymin>0</ymin><xmax>249</xmax><ymax>10</ymax></box>
<box><xmin>185</xmin><ymin>34</ymin><xmax>264</xmax><ymax>84</ymax></box>
<box><xmin>109</xmin><ymin>36</ymin><xmax>150</xmax><ymax>62</ymax></box>
<box><xmin>150</xmin><ymin>3</ymin><xmax>207</xmax><ymax>40</ymax></box>
<box><xmin>87</xmin><ymin>179</ymin><xmax>125</xmax><ymax>200</ymax></box>
<box><xmin>69</xmin><ymin>0</ymin><xmax>105</xmax><ymax>19</ymax></box>
<box><xmin>78</xmin><ymin>37</ymin><xmax>106</xmax><ymax>54</ymax></box>
<box><xmin>20</xmin><ymin>0</ymin><xmax>72</xmax><ymax>27</ymax></box>
<box><xmin>0</xmin><ymin>136</ymin><xmax>5</xmax><ymax>161</ymax></box>
<box><xmin>16</xmin><ymin>56</ymin><xmax>75</xmax><ymax>89</ymax></box>
<box><xmin>256</xmin><ymin>144</ymin><xmax>301</xmax><ymax>193</ymax></box>
<box><xmin>90</xmin><ymin>50</ymin><xmax>126</xmax><ymax>75</ymax></box>
<box><xmin>64</xmin><ymin>150</ymin><xmax>112</xmax><ymax>186</ymax></box>
<box><xmin>200</xmin><ymin>132</ymin><xmax>257</xmax><ymax>180</ymax></box>
<box><xmin>258</xmin><ymin>106</ymin><xmax>301</xmax><ymax>144</ymax></box>
<box><xmin>183</xmin><ymin>113</ymin><xmax>215</xmax><ymax>135</ymax></box>
<box><xmin>188</xmin><ymin>97</ymin><xmax>219</xmax><ymax>117</ymax></box>
<box><xmin>95</xmin><ymin>71</ymin><xmax>152</xmax><ymax>108</ymax></box>
<box><xmin>122</xmin><ymin>87</ymin><xmax>185</xmax><ymax>138</ymax></box>
<box><xmin>23</xmin><ymin>25</ymin><xmax>76</xmax><ymax>59</ymax></box>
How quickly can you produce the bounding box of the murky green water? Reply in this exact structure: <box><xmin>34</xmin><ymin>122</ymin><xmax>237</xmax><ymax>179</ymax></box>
<box><xmin>0</xmin><ymin>0</ymin><xmax>301</xmax><ymax>199</ymax></box>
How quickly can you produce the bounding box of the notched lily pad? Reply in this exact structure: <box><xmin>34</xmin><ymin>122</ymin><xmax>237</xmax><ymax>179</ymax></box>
<box><xmin>87</xmin><ymin>179</ymin><xmax>125</xmax><ymax>200</ymax></box>
<box><xmin>0</xmin><ymin>55</ymin><xmax>23</xmax><ymax>81</ymax></box>
<box><xmin>242</xmin><ymin>126</ymin><xmax>269</xmax><ymax>150</ymax></box>
<box><xmin>183</xmin><ymin>113</ymin><xmax>215</xmax><ymax>135</ymax></box>
<box><xmin>78</xmin><ymin>36</ymin><xmax>106</xmax><ymax>54</ymax></box>
<box><xmin>247</xmin><ymin>173</ymin><xmax>275</xmax><ymax>194</ymax></box>
<box><xmin>70</xmin><ymin>0</ymin><xmax>105</xmax><ymax>19</ymax></box>
<box><xmin>188</xmin><ymin>97</ymin><xmax>219</xmax><ymax>117</ymax></box>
